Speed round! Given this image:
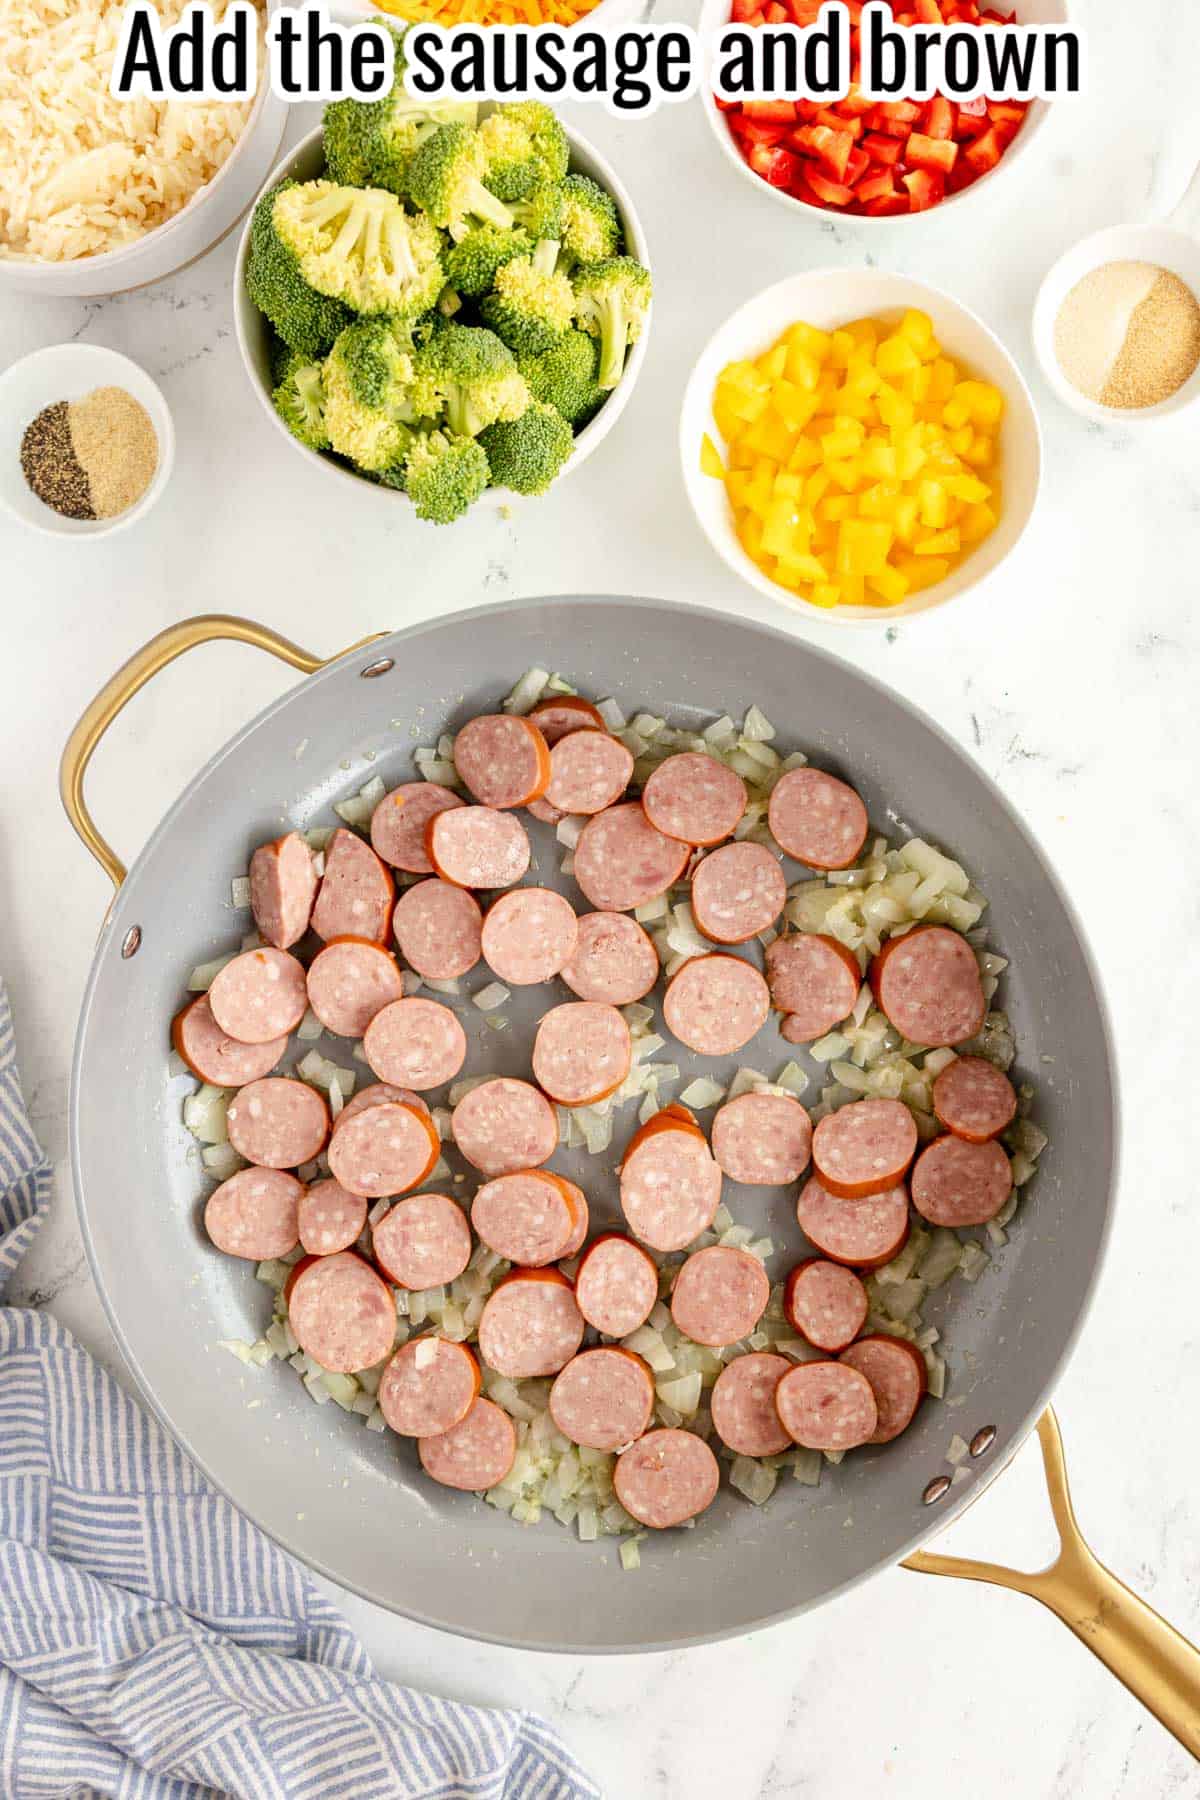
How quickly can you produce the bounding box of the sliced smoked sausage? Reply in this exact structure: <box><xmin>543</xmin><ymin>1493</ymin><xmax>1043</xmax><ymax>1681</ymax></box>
<box><xmin>668</xmin><ymin>1244</ymin><xmax>769</xmax><ymax>1347</ymax></box>
<box><xmin>249</xmin><ymin>832</ymin><xmax>317</xmax><ymax>949</ymax></box>
<box><xmin>372</xmin><ymin>1191</ymin><xmax>472</xmax><ymax>1289</ymax></box>
<box><xmin>426</xmin><ymin>807</ymin><xmax>531</xmax><ymax>890</ymax></box>
<box><xmin>172</xmin><ymin>996</ymin><xmax>286</xmax><ymax>1087</ymax></box>
<box><xmin>362</xmin><ymin>997</ymin><xmax>467</xmax><ymax>1090</ymax></box>
<box><xmin>613</xmin><ymin>1429</ymin><xmax>720</xmax><ymax>1529</ymax></box>
<box><xmin>297</xmin><ymin>1178</ymin><xmax>368</xmax><ymax>1256</ymax></box>
<box><xmin>619</xmin><ymin>1108</ymin><xmax>721</xmax><ymax>1252</ymax></box>
<box><xmin>767</xmin><ymin>933</ymin><xmax>861</xmax><ymax>1042</ymax></box>
<box><xmin>710</xmin><ymin>1352</ymin><xmax>793</xmax><ymax>1457</ymax></box>
<box><xmin>572</xmin><ymin>804</ymin><xmax>690</xmax><ymax>913</ymax></box>
<box><xmin>305</xmin><ymin>937</ymin><xmax>405</xmax><ymax>1039</ymax></box>
<box><xmin>311</xmin><ymin>828</ymin><xmax>394</xmax><ymax>944</ymax></box>
<box><xmin>370</xmin><ymin>782</ymin><xmax>464</xmax><ymax>875</ymax></box>
<box><xmin>549</xmin><ymin>1347</ymin><xmax>655</xmax><ymax>1451</ymax></box>
<box><xmin>480</xmin><ymin>887</ymin><xmax>579</xmax><ymax>985</ymax></box>
<box><xmin>287</xmin><ymin>1251</ymin><xmax>397</xmax><ymax>1372</ymax></box>
<box><xmin>870</xmin><ymin>924</ymin><xmax>986</xmax><ymax>1048</ymax></box>
<box><xmin>775</xmin><ymin>1360</ymin><xmax>878</xmax><ymax>1451</ymax></box>
<box><xmin>378</xmin><ymin>1337</ymin><xmax>480</xmax><ymax>1437</ymax></box>
<box><xmin>471</xmin><ymin>1170</ymin><xmax>579</xmax><ymax>1267</ymax></box>
<box><xmin>225</xmin><ymin>1077</ymin><xmax>329</xmax><ymax>1169</ymax></box>
<box><xmin>783</xmin><ymin>1258</ymin><xmax>868</xmax><ymax>1353</ymax></box>
<box><xmin>574</xmin><ymin>1233</ymin><xmax>659</xmax><ymax>1338</ymax></box>
<box><xmin>690</xmin><ymin>843</ymin><xmax>786</xmax><ymax>945</ymax></box>
<box><xmin>205</xmin><ymin>1167</ymin><xmax>302</xmax><ymax>1260</ymax></box>
<box><xmin>932</xmin><ymin>1056</ymin><xmax>1017</xmax><ymax>1143</ymax></box>
<box><xmin>477</xmin><ymin>1269</ymin><xmax>585</xmax><ymax>1377</ymax></box>
<box><xmin>795</xmin><ymin>1176</ymin><xmax>909</xmax><ymax>1269</ymax></box>
<box><xmin>767</xmin><ymin>767</ymin><xmax>869</xmax><ymax>870</ymax></box>
<box><xmin>811</xmin><ymin>1097</ymin><xmax>917</xmax><ymax>1198</ymax></box>
<box><xmin>392</xmin><ymin>878</ymin><xmax>482</xmax><ymax>981</ymax></box>
<box><xmin>526</xmin><ymin>694</ymin><xmax>605</xmax><ymax>743</ymax></box>
<box><xmin>419</xmin><ymin>1396</ymin><xmax>516</xmax><ymax>1491</ymax></box>
<box><xmin>544</xmin><ymin>730</ymin><xmax>634</xmax><ymax>815</ymax></box>
<box><xmin>532</xmin><ymin>1001</ymin><xmax>631</xmax><ymax>1106</ymax></box>
<box><xmin>910</xmin><ymin>1134</ymin><xmax>1012</xmax><ymax>1226</ymax></box>
<box><xmin>839</xmin><ymin>1336</ymin><xmax>927</xmax><ymax>1444</ymax></box>
<box><xmin>710</xmin><ymin>1091</ymin><xmax>812</xmax><ymax>1186</ymax></box>
<box><xmin>451</xmin><ymin>1077</ymin><xmax>558</xmax><ymax>1176</ymax></box>
<box><xmin>453</xmin><ymin>715</ymin><xmax>550</xmax><ymax>809</ymax></box>
<box><xmin>641</xmin><ymin>752</ymin><xmax>747</xmax><ymax>846</ymax></box>
<box><xmin>327</xmin><ymin>1099</ymin><xmax>439</xmax><ymax>1199</ymax></box>
<box><xmin>560</xmin><ymin>912</ymin><xmax>659</xmax><ymax>1005</ymax></box>
<box><xmin>662</xmin><ymin>954</ymin><xmax>770</xmax><ymax>1057</ymax></box>
<box><xmin>208</xmin><ymin>948</ymin><xmax>308</xmax><ymax>1045</ymax></box>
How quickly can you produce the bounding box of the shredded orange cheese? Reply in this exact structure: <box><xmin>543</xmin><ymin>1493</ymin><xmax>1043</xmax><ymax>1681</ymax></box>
<box><xmin>379</xmin><ymin>0</ymin><xmax>602</xmax><ymax>22</ymax></box>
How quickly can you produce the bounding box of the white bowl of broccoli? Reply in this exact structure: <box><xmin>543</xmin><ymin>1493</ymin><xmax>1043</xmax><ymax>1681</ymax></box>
<box><xmin>234</xmin><ymin>67</ymin><xmax>651</xmax><ymax>524</ymax></box>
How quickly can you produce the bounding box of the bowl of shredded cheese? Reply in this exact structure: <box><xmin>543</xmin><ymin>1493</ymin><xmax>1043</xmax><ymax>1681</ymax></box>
<box><xmin>0</xmin><ymin>0</ymin><xmax>288</xmax><ymax>298</ymax></box>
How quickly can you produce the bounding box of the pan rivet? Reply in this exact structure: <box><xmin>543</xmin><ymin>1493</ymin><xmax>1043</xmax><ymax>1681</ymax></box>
<box><xmin>969</xmin><ymin>1425</ymin><xmax>997</xmax><ymax>1458</ymax></box>
<box><xmin>121</xmin><ymin>926</ymin><xmax>142</xmax><ymax>960</ymax></box>
<box><xmin>922</xmin><ymin>1475</ymin><xmax>952</xmax><ymax>1506</ymax></box>
<box><xmin>360</xmin><ymin>658</ymin><xmax>395</xmax><ymax>679</ymax></box>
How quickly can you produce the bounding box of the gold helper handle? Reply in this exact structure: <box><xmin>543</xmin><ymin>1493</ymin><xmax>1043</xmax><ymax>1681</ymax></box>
<box><xmin>905</xmin><ymin>1409</ymin><xmax>1200</xmax><ymax>1759</ymax></box>
<box><xmin>60</xmin><ymin>613</ymin><xmax>386</xmax><ymax>893</ymax></box>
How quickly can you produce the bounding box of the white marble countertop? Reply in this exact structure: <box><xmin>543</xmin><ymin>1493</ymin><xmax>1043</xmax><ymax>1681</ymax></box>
<box><xmin>5</xmin><ymin>2</ymin><xmax>1200</xmax><ymax>1790</ymax></box>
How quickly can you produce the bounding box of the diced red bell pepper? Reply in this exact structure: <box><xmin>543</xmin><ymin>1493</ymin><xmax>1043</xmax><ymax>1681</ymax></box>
<box><xmin>742</xmin><ymin>99</ymin><xmax>797</xmax><ymax>123</ymax></box>
<box><xmin>905</xmin><ymin>132</ymin><xmax>958</xmax><ymax>174</ymax></box>
<box><xmin>987</xmin><ymin>100</ymin><xmax>1027</xmax><ymax>139</ymax></box>
<box><xmin>856</xmin><ymin>170</ymin><xmax>899</xmax><ymax>204</ymax></box>
<box><xmin>802</xmin><ymin>167</ymin><xmax>856</xmax><ymax>206</ymax></box>
<box><xmin>765</xmin><ymin>5</ymin><xmax>788</xmax><ymax>21</ymax></box>
<box><xmin>876</xmin><ymin>99</ymin><xmax>923</xmax><ymax>124</ymax></box>
<box><xmin>865</xmin><ymin>108</ymin><xmax>914</xmax><ymax>138</ymax></box>
<box><xmin>729</xmin><ymin>0</ymin><xmax>759</xmax><ymax>17</ymax></box>
<box><xmin>815</xmin><ymin>107</ymin><xmax>862</xmax><ymax>138</ymax></box>
<box><xmin>924</xmin><ymin>95</ymin><xmax>954</xmax><ymax>140</ymax></box>
<box><xmin>792</xmin><ymin>124</ymin><xmax>855</xmax><ymax>180</ymax></box>
<box><xmin>786</xmin><ymin>0</ymin><xmax>826</xmax><ymax>17</ymax></box>
<box><xmin>836</xmin><ymin>81</ymin><xmax>874</xmax><ymax>116</ymax></box>
<box><xmin>862</xmin><ymin>131</ymin><xmax>903</xmax><ymax>165</ymax></box>
<box><xmin>749</xmin><ymin>143</ymin><xmax>801</xmax><ymax>188</ymax></box>
<box><xmin>844</xmin><ymin>144</ymin><xmax>871</xmax><ymax>184</ymax></box>
<box><xmin>865</xmin><ymin>193</ymin><xmax>909</xmax><ymax>216</ymax></box>
<box><xmin>962</xmin><ymin>127</ymin><xmax>1004</xmax><ymax>176</ymax></box>
<box><xmin>903</xmin><ymin>168</ymin><xmax>944</xmax><ymax>211</ymax></box>
<box><xmin>913</xmin><ymin>0</ymin><xmax>943</xmax><ymax>19</ymax></box>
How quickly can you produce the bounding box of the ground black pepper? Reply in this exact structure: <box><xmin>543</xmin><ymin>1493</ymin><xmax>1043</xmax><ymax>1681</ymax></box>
<box><xmin>20</xmin><ymin>401</ymin><xmax>95</xmax><ymax>520</ymax></box>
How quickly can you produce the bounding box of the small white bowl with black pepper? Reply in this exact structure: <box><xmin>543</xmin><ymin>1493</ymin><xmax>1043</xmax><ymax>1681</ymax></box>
<box><xmin>0</xmin><ymin>342</ymin><xmax>175</xmax><ymax>538</ymax></box>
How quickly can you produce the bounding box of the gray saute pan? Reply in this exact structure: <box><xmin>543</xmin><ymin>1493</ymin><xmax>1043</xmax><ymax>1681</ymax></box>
<box><xmin>60</xmin><ymin>598</ymin><xmax>1200</xmax><ymax>1746</ymax></box>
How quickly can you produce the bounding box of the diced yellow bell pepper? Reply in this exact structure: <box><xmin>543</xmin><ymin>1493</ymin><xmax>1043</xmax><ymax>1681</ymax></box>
<box><xmin>861</xmin><ymin>444</ymin><xmax>898</xmax><ymax>481</ymax></box>
<box><xmin>762</xmin><ymin>502</ymin><xmax>807</xmax><ymax>560</ymax></box>
<box><xmin>812</xmin><ymin>582</ymin><xmax>842</xmax><ymax>608</ymax></box>
<box><xmin>917</xmin><ymin>479</ymin><xmax>948</xmax><ymax>528</ymax></box>
<box><xmin>876</xmin><ymin>334</ymin><xmax>922</xmax><ymax>379</ymax></box>
<box><xmin>700</xmin><ymin>433</ymin><xmax>725</xmax><ymax>479</ymax></box>
<box><xmin>820</xmin><ymin>419</ymin><xmax>865</xmax><ymax>461</ymax></box>
<box><xmin>915</xmin><ymin>527</ymin><xmax>961</xmax><ymax>555</ymax></box>
<box><xmin>829</xmin><ymin>330</ymin><xmax>856</xmax><ymax>370</ymax></box>
<box><xmin>737</xmin><ymin>513</ymin><xmax>764</xmax><ymax>560</ymax></box>
<box><xmin>893</xmin><ymin>495</ymin><xmax>920</xmax><ymax>544</ymax></box>
<box><xmin>941</xmin><ymin>399</ymin><xmax>971</xmax><ymax>430</ymax></box>
<box><xmin>894</xmin><ymin>553</ymin><xmax>950</xmax><ymax>591</ymax></box>
<box><xmin>865</xmin><ymin>564</ymin><xmax>910</xmax><ymax>605</ymax></box>
<box><xmin>770</xmin><ymin>380</ymin><xmax>818</xmax><ymax>430</ymax></box>
<box><xmin>744</xmin><ymin>414</ymin><xmax>794</xmax><ymax>461</ymax></box>
<box><xmin>963</xmin><ymin>435</ymin><xmax>994</xmax><ymax>469</ymax></box>
<box><xmin>948</xmin><ymin>426</ymin><xmax>973</xmax><ymax>457</ymax></box>
<box><xmin>876</xmin><ymin>384</ymin><xmax>914</xmax><ymax>431</ymax></box>
<box><xmin>772</xmin><ymin>470</ymin><xmax>802</xmax><ymax>498</ymax></box>
<box><xmin>804</xmin><ymin>468</ymin><xmax>832</xmax><ymax>507</ymax></box>
<box><xmin>944</xmin><ymin>473</ymin><xmax>990</xmax><ymax>504</ymax></box>
<box><xmin>858</xmin><ymin>481</ymin><xmax>901</xmax><ymax>520</ymax></box>
<box><xmin>927</xmin><ymin>359</ymin><xmax>958</xmax><ymax>406</ymax></box>
<box><xmin>786</xmin><ymin>437</ymin><xmax>823</xmax><ymax>472</ymax></box>
<box><xmin>839</xmin><ymin>573</ymin><xmax>866</xmax><ymax>606</ymax></box>
<box><xmin>955</xmin><ymin>380</ymin><xmax>1004</xmax><ymax>425</ymax></box>
<box><xmin>960</xmin><ymin>501</ymin><xmax>997</xmax><ymax>544</ymax></box>
<box><xmin>757</xmin><ymin>343</ymin><xmax>788</xmax><ymax>382</ymax></box>
<box><xmin>786</xmin><ymin>321</ymin><xmax>833</xmax><ymax>363</ymax></box>
<box><xmin>898</xmin><ymin>309</ymin><xmax>935</xmax><ymax>353</ymax></box>
<box><xmin>776</xmin><ymin>553</ymin><xmax>830</xmax><ymax>585</ymax></box>
<box><xmin>784</xmin><ymin>347</ymin><xmax>823</xmax><ymax>393</ymax></box>
<box><xmin>843</xmin><ymin>320</ymin><xmax>879</xmax><ymax>355</ymax></box>
<box><xmin>825</xmin><ymin>460</ymin><xmax>862</xmax><ymax>494</ymax></box>
<box><xmin>837</xmin><ymin>519</ymin><xmax>893</xmax><ymax>576</ymax></box>
<box><xmin>818</xmin><ymin>494</ymin><xmax>857</xmax><ymax>522</ymax></box>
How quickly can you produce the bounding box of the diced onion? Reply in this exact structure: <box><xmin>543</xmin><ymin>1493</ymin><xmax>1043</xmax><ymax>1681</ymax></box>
<box><xmin>472</xmin><ymin>982</ymin><xmax>510</xmax><ymax>1012</ymax></box>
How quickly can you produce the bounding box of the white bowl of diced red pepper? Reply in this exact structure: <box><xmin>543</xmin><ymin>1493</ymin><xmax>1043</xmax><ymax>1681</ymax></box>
<box><xmin>700</xmin><ymin>0</ymin><xmax>1070</xmax><ymax>222</ymax></box>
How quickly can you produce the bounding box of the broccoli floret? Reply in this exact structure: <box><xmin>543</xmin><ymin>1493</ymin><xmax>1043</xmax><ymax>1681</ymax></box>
<box><xmin>480</xmin><ymin>103</ymin><xmax>568</xmax><ymax>202</ymax></box>
<box><xmin>480</xmin><ymin>253</ymin><xmax>574</xmax><ymax>357</ymax></box>
<box><xmin>324</xmin><ymin>318</ymin><xmax>418</xmax><ymax>472</ymax></box>
<box><xmin>324</xmin><ymin>23</ymin><xmax>477</xmax><ymax>194</ymax></box>
<box><xmin>405</xmin><ymin>123</ymin><xmax>515</xmax><ymax>234</ymax></box>
<box><xmin>510</xmin><ymin>182</ymin><xmax>565</xmax><ymax>243</ymax></box>
<box><xmin>480</xmin><ymin>399</ymin><xmax>573</xmax><ymax>496</ymax></box>
<box><xmin>268</xmin><ymin>331</ymin><xmax>295</xmax><ymax>386</ymax></box>
<box><xmin>247</xmin><ymin>180</ymin><xmax>444</xmax><ymax>352</ymax></box>
<box><xmin>412</xmin><ymin>320</ymin><xmax>529</xmax><ymax>438</ymax></box>
<box><xmin>479</xmin><ymin>102</ymin><xmax>568</xmax><ymax>203</ymax></box>
<box><xmin>443</xmin><ymin>224</ymin><xmax>532</xmax><ymax>298</ymax></box>
<box><xmin>518</xmin><ymin>330</ymin><xmax>604</xmax><ymax>427</ymax></box>
<box><xmin>395</xmin><ymin>428</ymin><xmax>490</xmax><ymax>523</ymax></box>
<box><xmin>559</xmin><ymin>173</ymin><xmax>621</xmax><ymax>267</ymax></box>
<box><xmin>573</xmin><ymin>255</ymin><xmax>652</xmax><ymax>391</ymax></box>
<box><xmin>272</xmin><ymin>350</ymin><xmax>330</xmax><ymax>450</ymax></box>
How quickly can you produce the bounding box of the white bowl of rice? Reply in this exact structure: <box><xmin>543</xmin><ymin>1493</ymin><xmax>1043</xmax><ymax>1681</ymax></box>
<box><xmin>0</xmin><ymin>0</ymin><xmax>289</xmax><ymax>298</ymax></box>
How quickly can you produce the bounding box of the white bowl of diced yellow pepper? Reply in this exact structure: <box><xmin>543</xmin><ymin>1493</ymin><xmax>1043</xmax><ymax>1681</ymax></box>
<box><xmin>679</xmin><ymin>268</ymin><xmax>1042</xmax><ymax>623</ymax></box>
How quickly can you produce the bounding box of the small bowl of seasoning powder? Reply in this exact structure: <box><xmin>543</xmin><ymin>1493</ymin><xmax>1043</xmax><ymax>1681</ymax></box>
<box><xmin>1034</xmin><ymin>222</ymin><xmax>1200</xmax><ymax>425</ymax></box>
<box><xmin>0</xmin><ymin>343</ymin><xmax>174</xmax><ymax>537</ymax></box>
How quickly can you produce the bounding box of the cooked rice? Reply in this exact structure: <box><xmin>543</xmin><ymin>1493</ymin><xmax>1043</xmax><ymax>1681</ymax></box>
<box><xmin>0</xmin><ymin>0</ymin><xmax>264</xmax><ymax>263</ymax></box>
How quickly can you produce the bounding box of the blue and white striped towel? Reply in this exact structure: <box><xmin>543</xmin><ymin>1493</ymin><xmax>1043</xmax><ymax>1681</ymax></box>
<box><xmin>0</xmin><ymin>983</ymin><xmax>599</xmax><ymax>1800</ymax></box>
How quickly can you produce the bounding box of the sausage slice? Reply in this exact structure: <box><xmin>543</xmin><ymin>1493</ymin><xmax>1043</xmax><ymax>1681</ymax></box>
<box><xmin>795</xmin><ymin>1176</ymin><xmax>910</xmax><ymax>1269</ymax></box>
<box><xmin>690</xmin><ymin>842</ymin><xmax>786</xmax><ymax>944</ymax></box>
<box><xmin>710</xmin><ymin>1091</ymin><xmax>812</xmax><ymax>1186</ymax></box>
<box><xmin>372</xmin><ymin>1191</ymin><xmax>472</xmax><ymax>1289</ymax></box>
<box><xmin>549</xmin><ymin>1347</ymin><xmax>655</xmax><ymax>1451</ymax></box>
<box><xmin>613</xmin><ymin>1429</ymin><xmax>720</xmax><ymax>1529</ymax></box>
<box><xmin>710</xmin><ymin>1352</ymin><xmax>793</xmax><ymax>1457</ymax></box>
<box><xmin>910</xmin><ymin>1134</ymin><xmax>1012</xmax><ymax>1226</ymax></box>
<box><xmin>311</xmin><ymin>828</ymin><xmax>394</xmax><ymax>944</ymax></box>
<box><xmin>173</xmin><ymin>996</ymin><xmax>287</xmax><ymax>1087</ymax></box>
<box><xmin>305</xmin><ymin>937</ymin><xmax>405</xmax><ymax>1039</ymax></box>
<box><xmin>768</xmin><ymin>767</ymin><xmax>869</xmax><ymax>870</ymax></box>
<box><xmin>668</xmin><ymin>1244</ymin><xmax>769</xmax><ymax>1347</ymax></box>
<box><xmin>453</xmin><ymin>714</ymin><xmax>551</xmax><ymax>808</ymax></box>
<box><xmin>287</xmin><ymin>1251</ymin><xmax>397</xmax><ymax>1373</ymax></box>
<box><xmin>370</xmin><ymin>782</ymin><xmax>464</xmax><ymax>875</ymax></box>
<box><xmin>662</xmin><ymin>954</ymin><xmax>770</xmax><ymax>1056</ymax></box>
<box><xmin>532</xmin><ymin>1001</ymin><xmax>631</xmax><ymax>1106</ymax></box>
<box><xmin>362</xmin><ymin>997</ymin><xmax>467</xmax><ymax>1090</ymax></box>
<box><xmin>426</xmin><ymin>807</ymin><xmax>531</xmax><ymax>890</ymax></box>
<box><xmin>560</xmin><ymin>912</ymin><xmax>660</xmax><ymax>1004</ymax></box>
<box><xmin>480</xmin><ymin>887</ymin><xmax>579</xmax><ymax>985</ymax></box>
<box><xmin>574</xmin><ymin>1233</ymin><xmax>659</xmax><ymax>1338</ymax></box>
<box><xmin>477</xmin><ymin>1269</ymin><xmax>585</xmax><ymax>1377</ymax></box>
<box><xmin>451</xmin><ymin>1077</ymin><xmax>558</xmax><ymax>1176</ymax></box>
<box><xmin>379</xmin><ymin>1337</ymin><xmax>480</xmax><ymax>1437</ymax></box>
<box><xmin>775</xmin><ymin>1360</ymin><xmax>878</xmax><ymax>1451</ymax></box>
<box><xmin>641</xmin><ymin>752</ymin><xmax>747</xmax><ymax>846</ymax></box>
<box><xmin>932</xmin><ymin>1055</ymin><xmax>1018</xmax><ymax>1143</ymax></box>
<box><xmin>249</xmin><ymin>832</ymin><xmax>317</xmax><ymax>949</ymax></box>
<box><xmin>783</xmin><ymin>1258</ymin><xmax>868</xmax><ymax>1353</ymax></box>
<box><xmin>767</xmin><ymin>933</ymin><xmax>861</xmax><ymax>1042</ymax></box>
<box><xmin>811</xmin><ymin>1097</ymin><xmax>917</xmax><ymax>1198</ymax></box>
<box><xmin>226</xmin><ymin>1077</ymin><xmax>329</xmax><ymax>1170</ymax></box>
<box><xmin>208</xmin><ymin>948</ymin><xmax>308</xmax><ymax>1045</ymax></box>
<box><xmin>205</xmin><ymin>1167</ymin><xmax>302</xmax><ymax>1260</ymax></box>
<box><xmin>392</xmin><ymin>878</ymin><xmax>483</xmax><ymax>981</ymax></box>
<box><xmin>870</xmin><ymin>924</ymin><xmax>986</xmax><ymax>1048</ymax></box>
<box><xmin>840</xmin><ymin>1336</ymin><xmax>927</xmax><ymax>1444</ymax></box>
<box><xmin>419</xmin><ymin>1396</ymin><xmax>517</xmax><ymax>1491</ymax></box>
<box><xmin>573</xmin><ymin>804</ymin><xmax>690</xmax><ymax>912</ymax></box>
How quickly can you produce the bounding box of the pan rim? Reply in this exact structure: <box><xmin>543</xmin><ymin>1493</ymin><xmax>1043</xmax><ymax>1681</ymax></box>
<box><xmin>68</xmin><ymin>592</ymin><xmax>1122</xmax><ymax>1654</ymax></box>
